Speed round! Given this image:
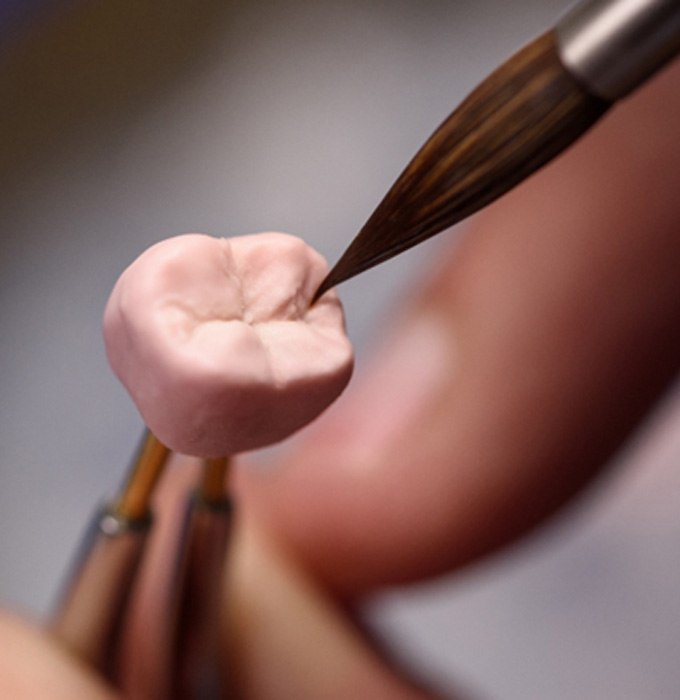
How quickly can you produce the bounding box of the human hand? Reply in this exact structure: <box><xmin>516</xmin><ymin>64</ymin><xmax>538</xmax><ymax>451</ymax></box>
<box><xmin>239</xmin><ymin>57</ymin><xmax>680</xmax><ymax>596</ymax></box>
<box><xmin>1</xmin><ymin>57</ymin><xmax>679</xmax><ymax>699</ymax></box>
<box><xmin>0</xmin><ymin>460</ymin><xmax>439</xmax><ymax>700</ymax></box>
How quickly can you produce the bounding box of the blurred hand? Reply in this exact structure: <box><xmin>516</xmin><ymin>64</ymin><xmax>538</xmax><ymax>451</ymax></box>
<box><xmin>1</xmin><ymin>57</ymin><xmax>679</xmax><ymax>700</ymax></box>
<box><xmin>239</xmin><ymin>57</ymin><xmax>680</xmax><ymax>595</ymax></box>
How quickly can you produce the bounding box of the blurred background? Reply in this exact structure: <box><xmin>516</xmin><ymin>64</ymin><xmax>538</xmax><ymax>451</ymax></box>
<box><xmin>1</xmin><ymin>1</ymin><xmax>680</xmax><ymax>697</ymax></box>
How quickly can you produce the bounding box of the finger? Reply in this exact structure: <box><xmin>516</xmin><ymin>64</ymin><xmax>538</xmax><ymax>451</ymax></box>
<box><xmin>237</xmin><ymin>58</ymin><xmax>680</xmax><ymax>595</ymax></box>
<box><xmin>222</xmin><ymin>513</ymin><xmax>449</xmax><ymax>699</ymax></box>
<box><xmin>0</xmin><ymin>611</ymin><xmax>118</xmax><ymax>699</ymax></box>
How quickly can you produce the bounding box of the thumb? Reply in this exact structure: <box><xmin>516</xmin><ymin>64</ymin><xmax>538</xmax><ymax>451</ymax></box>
<box><xmin>0</xmin><ymin>611</ymin><xmax>117</xmax><ymax>699</ymax></box>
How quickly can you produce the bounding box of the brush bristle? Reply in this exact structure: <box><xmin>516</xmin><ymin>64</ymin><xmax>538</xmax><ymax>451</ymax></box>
<box><xmin>316</xmin><ymin>30</ymin><xmax>609</xmax><ymax>298</ymax></box>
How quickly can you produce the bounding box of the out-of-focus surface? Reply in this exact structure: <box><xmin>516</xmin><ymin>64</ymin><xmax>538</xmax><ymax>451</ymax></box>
<box><xmin>1</xmin><ymin>1</ymin><xmax>679</xmax><ymax>698</ymax></box>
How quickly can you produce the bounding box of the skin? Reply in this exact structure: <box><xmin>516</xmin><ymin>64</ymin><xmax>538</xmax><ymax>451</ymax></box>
<box><xmin>1</xmin><ymin>58</ymin><xmax>679</xmax><ymax>698</ymax></box>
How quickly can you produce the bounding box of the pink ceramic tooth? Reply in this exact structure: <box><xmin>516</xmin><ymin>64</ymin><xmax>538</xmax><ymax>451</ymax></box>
<box><xmin>103</xmin><ymin>232</ymin><xmax>354</xmax><ymax>457</ymax></box>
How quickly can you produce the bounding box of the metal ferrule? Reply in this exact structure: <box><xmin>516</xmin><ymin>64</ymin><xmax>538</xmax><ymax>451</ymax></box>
<box><xmin>556</xmin><ymin>0</ymin><xmax>680</xmax><ymax>102</ymax></box>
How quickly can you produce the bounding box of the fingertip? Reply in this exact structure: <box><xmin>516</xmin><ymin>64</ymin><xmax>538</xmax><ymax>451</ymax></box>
<box><xmin>0</xmin><ymin>610</ymin><xmax>117</xmax><ymax>699</ymax></box>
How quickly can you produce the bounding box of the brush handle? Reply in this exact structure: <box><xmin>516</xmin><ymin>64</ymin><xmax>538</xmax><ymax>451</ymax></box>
<box><xmin>51</xmin><ymin>507</ymin><xmax>151</xmax><ymax>678</ymax></box>
<box><xmin>557</xmin><ymin>0</ymin><xmax>680</xmax><ymax>101</ymax></box>
<box><xmin>171</xmin><ymin>493</ymin><xmax>232</xmax><ymax>700</ymax></box>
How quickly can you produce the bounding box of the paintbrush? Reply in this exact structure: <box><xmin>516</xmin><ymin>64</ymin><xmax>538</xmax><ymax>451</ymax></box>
<box><xmin>50</xmin><ymin>430</ymin><xmax>170</xmax><ymax>680</ymax></box>
<box><xmin>314</xmin><ymin>0</ymin><xmax>680</xmax><ymax>300</ymax></box>
<box><xmin>170</xmin><ymin>457</ymin><xmax>232</xmax><ymax>700</ymax></box>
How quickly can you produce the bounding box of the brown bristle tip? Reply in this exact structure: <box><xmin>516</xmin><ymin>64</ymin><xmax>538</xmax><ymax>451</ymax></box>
<box><xmin>329</xmin><ymin>30</ymin><xmax>609</xmax><ymax>286</ymax></box>
<box><xmin>311</xmin><ymin>277</ymin><xmax>333</xmax><ymax>304</ymax></box>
